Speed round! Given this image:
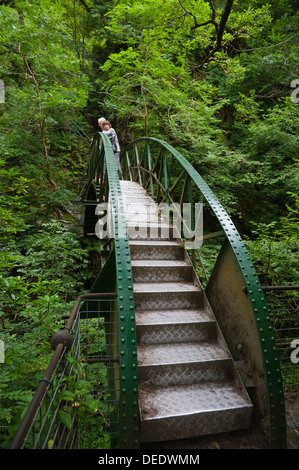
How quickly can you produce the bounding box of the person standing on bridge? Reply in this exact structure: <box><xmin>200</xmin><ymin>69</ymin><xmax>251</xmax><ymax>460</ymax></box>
<box><xmin>91</xmin><ymin>117</ymin><xmax>106</xmax><ymax>144</ymax></box>
<box><xmin>102</xmin><ymin>120</ymin><xmax>121</xmax><ymax>171</ymax></box>
<box><xmin>98</xmin><ymin>117</ymin><xmax>106</xmax><ymax>130</ymax></box>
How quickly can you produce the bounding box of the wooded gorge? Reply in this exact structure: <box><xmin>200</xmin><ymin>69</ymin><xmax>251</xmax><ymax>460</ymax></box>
<box><xmin>0</xmin><ymin>0</ymin><xmax>298</xmax><ymax>448</ymax></box>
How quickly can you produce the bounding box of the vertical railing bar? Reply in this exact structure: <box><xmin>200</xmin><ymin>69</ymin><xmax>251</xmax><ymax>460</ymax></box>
<box><xmin>156</xmin><ymin>149</ymin><xmax>164</xmax><ymax>202</ymax></box>
<box><xmin>179</xmin><ymin>171</ymin><xmax>188</xmax><ymax>210</ymax></box>
<box><xmin>134</xmin><ymin>144</ymin><xmax>143</xmax><ymax>185</ymax></box>
<box><xmin>163</xmin><ymin>149</ymin><xmax>169</xmax><ymax>208</ymax></box>
<box><xmin>125</xmin><ymin>151</ymin><xmax>133</xmax><ymax>181</ymax></box>
<box><xmin>146</xmin><ymin>141</ymin><xmax>154</xmax><ymax>198</ymax></box>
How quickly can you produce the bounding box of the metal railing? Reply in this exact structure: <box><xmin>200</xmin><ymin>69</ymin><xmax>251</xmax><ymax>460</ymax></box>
<box><xmin>121</xmin><ymin>137</ymin><xmax>287</xmax><ymax>448</ymax></box>
<box><xmin>11</xmin><ymin>135</ymin><xmax>293</xmax><ymax>449</ymax></box>
<box><xmin>10</xmin><ymin>293</ymin><xmax>118</xmax><ymax>449</ymax></box>
<box><xmin>79</xmin><ymin>132</ymin><xmax>140</xmax><ymax>448</ymax></box>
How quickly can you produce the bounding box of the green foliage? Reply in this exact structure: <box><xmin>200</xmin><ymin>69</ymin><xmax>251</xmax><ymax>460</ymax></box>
<box><xmin>0</xmin><ymin>217</ymin><xmax>91</xmax><ymax>447</ymax></box>
<box><xmin>245</xmin><ymin>193</ymin><xmax>299</xmax><ymax>286</ymax></box>
<box><xmin>0</xmin><ymin>0</ymin><xmax>298</xmax><ymax>448</ymax></box>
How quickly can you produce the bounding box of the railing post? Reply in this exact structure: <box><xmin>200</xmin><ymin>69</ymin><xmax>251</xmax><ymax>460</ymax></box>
<box><xmin>146</xmin><ymin>141</ymin><xmax>154</xmax><ymax>198</ymax></box>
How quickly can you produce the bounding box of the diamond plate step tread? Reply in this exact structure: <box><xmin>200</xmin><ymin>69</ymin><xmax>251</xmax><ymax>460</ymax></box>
<box><xmin>127</xmin><ymin>221</ymin><xmax>173</xmax><ymax>227</ymax></box>
<box><xmin>127</xmin><ymin>225</ymin><xmax>179</xmax><ymax>241</ymax></box>
<box><xmin>138</xmin><ymin>359</ymin><xmax>234</xmax><ymax>387</ymax></box>
<box><xmin>136</xmin><ymin>310</ymin><xmax>216</xmax><ymax>345</ymax></box>
<box><xmin>136</xmin><ymin>320</ymin><xmax>216</xmax><ymax>345</ymax></box>
<box><xmin>134</xmin><ymin>289</ymin><xmax>204</xmax><ymax>311</ymax></box>
<box><xmin>137</xmin><ymin>325</ymin><xmax>216</xmax><ymax>345</ymax></box>
<box><xmin>132</xmin><ymin>260</ymin><xmax>190</xmax><ymax>267</ymax></box>
<box><xmin>130</xmin><ymin>248</ymin><xmax>184</xmax><ymax>261</ymax></box>
<box><xmin>135</xmin><ymin>309</ymin><xmax>214</xmax><ymax>325</ymax></box>
<box><xmin>132</xmin><ymin>265</ymin><xmax>193</xmax><ymax>283</ymax></box>
<box><xmin>139</xmin><ymin>381</ymin><xmax>253</xmax><ymax>442</ymax></box>
<box><xmin>137</xmin><ymin>341</ymin><xmax>230</xmax><ymax>367</ymax></box>
<box><xmin>133</xmin><ymin>282</ymin><xmax>200</xmax><ymax>293</ymax></box>
<box><xmin>133</xmin><ymin>283</ymin><xmax>203</xmax><ymax>309</ymax></box>
<box><xmin>129</xmin><ymin>240</ymin><xmax>182</xmax><ymax>247</ymax></box>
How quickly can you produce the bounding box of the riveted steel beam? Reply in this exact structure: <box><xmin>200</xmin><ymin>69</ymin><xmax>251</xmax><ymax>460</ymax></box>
<box><xmin>83</xmin><ymin>133</ymin><xmax>139</xmax><ymax>449</ymax></box>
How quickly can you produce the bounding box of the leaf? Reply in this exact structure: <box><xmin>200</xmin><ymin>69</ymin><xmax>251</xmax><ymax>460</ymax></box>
<box><xmin>58</xmin><ymin>410</ymin><xmax>72</xmax><ymax>430</ymax></box>
<box><xmin>67</xmin><ymin>357</ymin><xmax>83</xmax><ymax>379</ymax></box>
<box><xmin>60</xmin><ymin>390</ymin><xmax>75</xmax><ymax>401</ymax></box>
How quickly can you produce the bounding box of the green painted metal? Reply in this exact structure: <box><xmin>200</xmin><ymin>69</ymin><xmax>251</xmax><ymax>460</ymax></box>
<box><xmin>122</xmin><ymin>137</ymin><xmax>287</xmax><ymax>449</ymax></box>
<box><xmin>83</xmin><ymin>132</ymin><xmax>139</xmax><ymax>449</ymax></box>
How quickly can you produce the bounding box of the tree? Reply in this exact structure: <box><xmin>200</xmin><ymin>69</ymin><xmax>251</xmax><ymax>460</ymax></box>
<box><xmin>0</xmin><ymin>0</ymin><xmax>90</xmax><ymax>198</ymax></box>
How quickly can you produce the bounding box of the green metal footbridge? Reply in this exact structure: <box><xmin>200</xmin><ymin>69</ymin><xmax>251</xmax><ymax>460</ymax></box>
<box><xmin>11</xmin><ymin>132</ymin><xmax>289</xmax><ymax>449</ymax></box>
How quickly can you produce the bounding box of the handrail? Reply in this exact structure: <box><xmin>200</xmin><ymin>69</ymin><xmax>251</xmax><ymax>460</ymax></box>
<box><xmin>121</xmin><ymin>136</ymin><xmax>287</xmax><ymax>449</ymax></box>
<box><xmin>10</xmin><ymin>293</ymin><xmax>116</xmax><ymax>449</ymax></box>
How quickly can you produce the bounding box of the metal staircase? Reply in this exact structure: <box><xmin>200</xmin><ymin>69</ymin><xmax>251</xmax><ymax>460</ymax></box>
<box><xmin>11</xmin><ymin>133</ymin><xmax>287</xmax><ymax>450</ymax></box>
<box><xmin>120</xmin><ymin>180</ymin><xmax>253</xmax><ymax>443</ymax></box>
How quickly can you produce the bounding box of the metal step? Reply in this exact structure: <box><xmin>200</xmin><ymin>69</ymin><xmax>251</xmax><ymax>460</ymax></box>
<box><xmin>132</xmin><ymin>260</ymin><xmax>193</xmax><ymax>283</ymax></box>
<box><xmin>138</xmin><ymin>341</ymin><xmax>234</xmax><ymax>386</ymax></box>
<box><xmin>129</xmin><ymin>240</ymin><xmax>185</xmax><ymax>260</ymax></box>
<box><xmin>139</xmin><ymin>381</ymin><xmax>253</xmax><ymax>443</ymax></box>
<box><xmin>136</xmin><ymin>308</ymin><xmax>216</xmax><ymax>344</ymax></box>
<box><xmin>127</xmin><ymin>223</ymin><xmax>179</xmax><ymax>241</ymax></box>
<box><xmin>133</xmin><ymin>282</ymin><xmax>204</xmax><ymax>311</ymax></box>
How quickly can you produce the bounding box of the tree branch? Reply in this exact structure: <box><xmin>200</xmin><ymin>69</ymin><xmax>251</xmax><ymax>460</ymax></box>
<box><xmin>217</xmin><ymin>0</ymin><xmax>234</xmax><ymax>50</ymax></box>
<box><xmin>78</xmin><ymin>0</ymin><xmax>92</xmax><ymax>12</ymax></box>
<box><xmin>178</xmin><ymin>0</ymin><xmax>235</xmax><ymax>66</ymax></box>
<box><xmin>17</xmin><ymin>44</ymin><xmax>57</xmax><ymax>191</ymax></box>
